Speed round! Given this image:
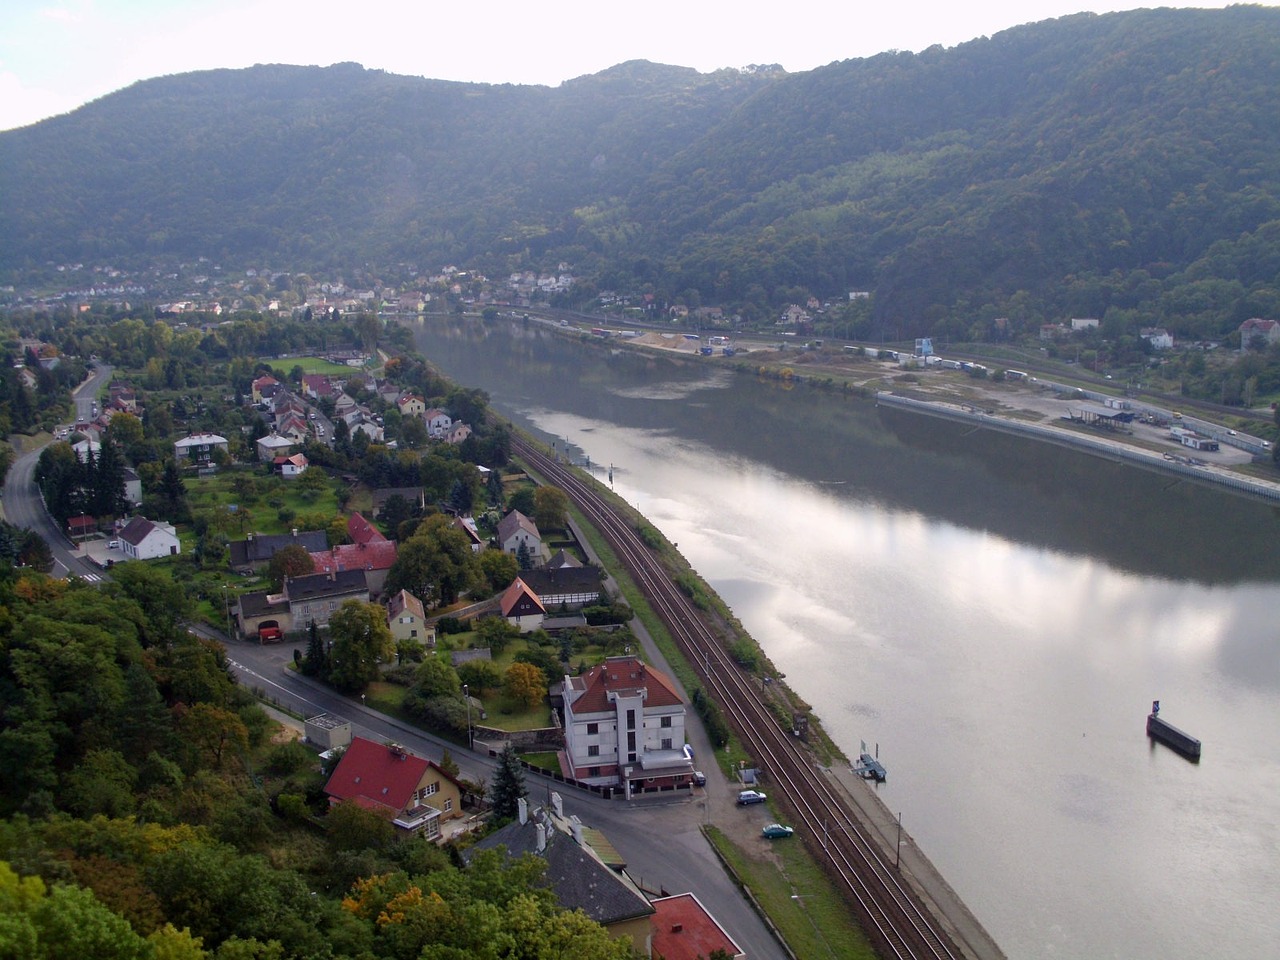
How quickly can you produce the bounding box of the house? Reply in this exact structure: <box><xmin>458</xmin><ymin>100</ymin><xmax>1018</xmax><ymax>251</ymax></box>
<box><xmin>173</xmin><ymin>432</ymin><xmax>228</xmax><ymax>464</ymax></box>
<box><xmin>423</xmin><ymin>408</ymin><xmax>453</xmax><ymax>439</ymax></box>
<box><xmin>496</xmin><ymin>509</ymin><xmax>542</xmax><ymax>560</ymax></box>
<box><xmin>1070</xmin><ymin>317</ymin><xmax>1100</xmax><ymax>331</ymax></box>
<box><xmin>560</xmin><ymin>655</ymin><xmax>693</xmax><ymax>794</ymax></box>
<box><xmin>1141</xmin><ymin>327</ymin><xmax>1174</xmax><ymax>350</ymax></box>
<box><xmin>324</xmin><ymin>737</ymin><xmax>463</xmax><ymax>840</ymax></box>
<box><xmin>386</xmin><ymin>589</ymin><xmax>433</xmax><ymax>646</ymax></box>
<box><xmin>499</xmin><ymin>578</ymin><xmax>546</xmax><ymax>633</ymax></box>
<box><xmin>227</xmin><ymin>529</ymin><xmax>330</xmax><ymax>573</ymax></box>
<box><xmin>1239</xmin><ymin>317</ymin><xmax>1280</xmax><ymax>350</ymax></box>
<box><xmin>273</xmin><ymin>453</ymin><xmax>309</xmax><ymax>478</ymax></box>
<box><xmin>397</xmin><ymin>394</ymin><xmax>427</xmax><ymax>418</ymax></box>
<box><xmin>347</xmin><ymin>512</ymin><xmax>387</xmax><ymax>545</ymax></box>
<box><xmin>251</xmin><ymin>374</ymin><xmax>280</xmax><ymax>404</ymax></box>
<box><xmin>453</xmin><ymin>515</ymin><xmax>483</xmax><ymax>553</ymax></box>
<box><xmin>309</xmin><ymin>539</ymin><xmax>399</xmax><ymax>596</ymax></box>
<box><xmin>470</xmin><ymin>796</ymin><xmax>654</xmax><ymax>955</ymax></box>
<box><xmin>256</xmin><ymin>433</ymin><xmax>297</xmax><ymax>462</ymax></box>
<box><xmin>122</xmin><ymin>467</ymin><xmax>143</xmax><ymax>507</ymax></box>
<box><xmin>545</xmin><ymin>549</ymin><xmax>582</xmax><ymax>569</ymax></box>
<box><xmin>649</xmin><ymin>893</ymin><xmax>745</xmax><ymax>960</ymax></box>
<box><xmin>300</xmin><ymin>374</ymin><xmax>338</xmax><ymax>400</ymax></box>
<box><xmin>445</xmin><ymin>422</ymin><xmax>473</xmax><ymax>444</ymax></box>
<box><xmin>517</xmin><ymin>566</ymin><xmax>603</xmax><ymax>609</ymax></box>
<box><xmin>117</xmin><ymin>515</ymin><xmax>181</xmax><ymax>560</ymax></box>
<box><xmin>235</xmin><ymin>568</ymin><xmax>369</xmax><ymax>637</ymax></box>
<box><xmin>71</xmin><ymin>438</ymin><xmax>101</xmax><ymax>462</ymax></box>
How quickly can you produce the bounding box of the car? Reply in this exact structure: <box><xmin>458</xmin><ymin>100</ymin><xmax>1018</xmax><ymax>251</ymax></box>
<box><xmin>737</xmin><ymin>790</ymin><xmax>767</xmax><ymax>805</ymax></box>
<box><xmin>682</xmin><ymin>743</ymin><xmax>694</xmax><ymax>761</ymax></box>
<box><xmin>309</xmin><ymin>412</ymin><xmax>317</xmax><ymax>420</ymax></box>
<box><xmin>108</xmin><ymin>539</ymin><xmax>120</xmax><ymax>549</ymax></box>
<box><xmin>692</xmin><ymin>770</ymin><xmax>707</xmax><ymax>786</ymax></box>
<box><xmin>761</xmin><ymin>823</ymin><xmax>794</xmax><ymax>839</ymax></box>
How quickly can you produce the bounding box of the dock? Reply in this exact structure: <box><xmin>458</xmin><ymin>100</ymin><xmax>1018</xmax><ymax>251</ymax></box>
<box><xmin>854</xmin><ymin>752</ymin><xmax>887</xmax><ymax>782</ymax></box>
<box><xmin>1147</xmin><ymin>700</ymin><xmax>1201</xmax><ymax>761</ymax></box>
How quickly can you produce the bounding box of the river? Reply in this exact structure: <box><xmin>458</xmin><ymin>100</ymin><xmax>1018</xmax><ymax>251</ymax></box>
<box><xmin>410</xmin><ymin>317</ymin><xmax>1280</xmax><ymax>960</ymax></box>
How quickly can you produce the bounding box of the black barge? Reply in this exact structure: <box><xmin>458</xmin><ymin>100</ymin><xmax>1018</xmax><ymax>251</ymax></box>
<box><xmin>1147</xmin><ymin>700</ymin><xmax>1201</xmax><ymax>761</ymax></box>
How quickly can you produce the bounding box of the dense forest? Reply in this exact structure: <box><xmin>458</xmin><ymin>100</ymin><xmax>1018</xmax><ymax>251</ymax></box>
<box><xmin>3</xmin><ymin>7</ymin><xmax>1280</xmax><ymax>342</ymax></box>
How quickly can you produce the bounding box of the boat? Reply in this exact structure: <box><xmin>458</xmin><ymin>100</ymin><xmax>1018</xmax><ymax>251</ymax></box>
<box><xmin>1147</xmin><ymin>700</ymin><xmax>1201</xmax><ymax>761</ymax></box>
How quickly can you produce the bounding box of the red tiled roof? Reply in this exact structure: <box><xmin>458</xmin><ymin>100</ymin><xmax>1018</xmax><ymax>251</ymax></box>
<box><xmin>348</xmin><ymin>512</ymin><xmax>387</xmax><ymax>545</ymax></box>
<box><xmin>650</xmin><ymin>893</ymin><xmax>743</xmax><ymax>960</ymax></box>
<box><xmin>571</xmin><ymin>655</ymin><xmax>683</xmax><ymax>714</ymax></box>
<box><xmin>310</xmin><ymin>539</ymin><xmax>398</xmax><ymax>574</ymax></box>
<box><xmin>500</xmin><ymin>577</ymin><xmax>545</xmax><ymax>618</ymax></box>
<box><xmin>324</xmin><ymin>737</ymin><xmax>428</xmax><ymax>812</ymax></box>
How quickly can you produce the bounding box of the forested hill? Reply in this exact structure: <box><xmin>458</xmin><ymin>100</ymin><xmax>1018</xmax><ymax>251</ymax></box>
<box><xmin>3</xmin><ymin>6</ymin><xmax>1280</xmax><ymax>339</ymax></box>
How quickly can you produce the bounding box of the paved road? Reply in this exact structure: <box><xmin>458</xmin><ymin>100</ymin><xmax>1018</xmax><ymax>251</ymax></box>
<box><xmin>3</xmin><ymin>363</ymin><xmax>114</xmax><ymax>582</ymax></box>
<box><xmin>211</xmin><ymin>625</ymin><xmax>790</xmax><ymax>960</ymax></box>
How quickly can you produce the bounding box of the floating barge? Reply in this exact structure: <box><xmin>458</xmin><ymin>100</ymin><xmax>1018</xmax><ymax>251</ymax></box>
<box><xmin>1147</xmin><ymin>700</ymin><xmax>1201</xmax><ymax>761</ymax></box>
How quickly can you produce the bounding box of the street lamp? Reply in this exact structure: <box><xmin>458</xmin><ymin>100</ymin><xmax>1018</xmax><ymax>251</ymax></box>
<box><xmin>462</xmin><ymin>683</ymin><xmax>473</xmax><ymax>750</ymax></box>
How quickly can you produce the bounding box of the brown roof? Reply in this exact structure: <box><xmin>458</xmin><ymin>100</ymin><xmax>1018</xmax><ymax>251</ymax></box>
<box><xmin>386</xmin><ymin>589</ymin><xmax>425</xmax><ymax>621</ymax></box>
<box><xmin>500</xmin><ymin>577</ymin><xmax>545</xmax><ymax>618</ymax></box>
<box><xmin>571</xmin><ymin>655</ymin><xmax>683</xmax><ymax>714</ymax></box>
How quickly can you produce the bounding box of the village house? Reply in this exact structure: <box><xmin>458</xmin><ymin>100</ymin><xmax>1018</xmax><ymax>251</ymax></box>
<box><xmin>496</xmin><ymin>509</ymin><xmax>542</xmax><ymax>560</ymax></box>
<box><xmin>445</xmin><ymin>422</ymin><xmax>473</xmax><ymax>444</ymax></box>
<box><xmin>470</xmin><ymin>796</ymin><xmax>655</xmax><ymax>956</ymax></box>
<box><xmin>1141</xmin><ymin>327</ymin><xmax>1175</xmax><ymax>350</ymax></box>
<box><xmin>499</xmin><ymin>577</ymin><xmax>547</xmax><ymax>633</ymax></box>
<box><xmin>273</xmin><ymin>453</ymin><xmax>309</xmax><ymax>478</ymax></box>
<box><xmin>235</xmin><ymin>568</ymin><xmax>369</xmax><ymax>638</ymax></box>
<box><xmin>117</xmin><ymin>515</ymin><xmax>181</xmax><ymax>560</ymax></box>
<box><xmin>300</xmin><ymin>373</ymin><xmax>338</xmax><ymax>400</ymax></box>
<box><xmin>516</xmin><ymin>565</ymin><xmax>604</xmax><ymax>609</ymax></box>
<box><xmin>256</xmin><ymin>433</ymin><xmax>297</xmax><ymax>462</ymax></box>
<box><xmin>423</xmin><ymin>408</ymin><xmax>453</xmax><ymax>439</ymax></box>
<box><xmin>324</xmin><ymin>737</ymin><xmax>463</xmax><ymax>840</ymax></box>
<box><xmin>1239</xmin><ymin>317</ymin><xmax>1280</xmax><ymax>351</ymax></box>
<box><xmin>308</xmin><ymin>538</ymin><xmax>399</xmax><ymax>596</ymax></box>
<box><xmin>649</xmin><ymin>894</ymin><xmax>745</xmax><ymax>960</ymax></box>
<box><xmin>173</xmin><ymin>432</ymin><xmax>228</xmax><ymax>464</ymax></box>
<box><xmin>227</xmin><ymin>529</ymin><xmax>330</xmax><ymax>574</ymax></box>
<box><xmin>397</xmin><ymin>394</ymin><xmax>427</xmax><ymax>418</ymax></box>
<box><xmin>251</xmin><ymin>374</ymin><xmax>281</xmax><ymax>404</ymax></box>
<box><xmin>385</xmin><ymin>589</ymin><xmax>433</xmax><ymax>646</ymax></box>
<box><xmin>560</xmin><ymin>655</ymin><xmax>695</xmax><ymax>795</ymax></box>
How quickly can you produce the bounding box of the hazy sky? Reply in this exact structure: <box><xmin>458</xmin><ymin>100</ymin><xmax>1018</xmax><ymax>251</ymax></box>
<box><xmin>0</xmin><ymin>1</ymin><xmax>1251</xmax><ymax>132</ymax></box>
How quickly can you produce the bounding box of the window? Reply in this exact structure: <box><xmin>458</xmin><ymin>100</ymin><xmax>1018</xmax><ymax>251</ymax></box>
<box><xmin>661</xmin><ymin>738</ymin><xmax>673</xmax><ymax>750</ymax></box>
<box><xmin>444</xmin><ymin>799</ymin><xmax>453</xmax><ymax>812</ymax></box>
<box><xmin>587</xmin><ymin>745</ymin><xmax>599</xmax><ymax>757</ymax></box>
<box><xmin>411</xmin><ymin>629</ymin><xmax>417</xmax><ymax>638</ymax></box>
<box><xmin>588</xmin><ymin>767</ymin><xmax>600</xmax><ymax>777</ymax></box>
<box><xmin>660</xmin><ymin>716</ymin><xmax>672</xmax><ymax>728</ymax></box>
<box><xmin>418</xmin><ymin>782</ymin><xmax>438</xmax><ymax>799</ymax></box>
<box><xmin>586</xmin><ymin>722</ymin><xmax>599</xmax><ymax>735</ymax></box>
<box><xmin>626</xmin><ymin>710</ymin><xmax>636</xmax><ymax>730</ymax></box>
<box><xmin>627</xmin><ymin>732</ymin><xmax>636</xmax><ymax>752</ymax></box>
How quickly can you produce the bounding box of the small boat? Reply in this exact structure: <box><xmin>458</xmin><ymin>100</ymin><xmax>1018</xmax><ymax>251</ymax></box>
<box><xmin>1147</xmin><ymin>700</ymin><xmax>1201</xmax><ymax>761</ymax></box>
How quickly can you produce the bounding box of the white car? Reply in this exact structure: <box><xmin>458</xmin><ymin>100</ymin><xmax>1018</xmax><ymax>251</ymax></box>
<box><xmin>737</xmin><ymin>789</ymin><xmax>767</xmax><ymax>805</ymax></box>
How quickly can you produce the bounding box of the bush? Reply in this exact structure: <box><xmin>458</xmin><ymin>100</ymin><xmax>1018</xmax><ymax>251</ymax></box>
<box><xmin>436</xmin><ymin>616</ymin><xmax>464</xmax><ymax>635</ymax></box>
<box><xmin>583</xmin><ymin>602</ymin><xmax>632</xmax><ymax>626</ymax></box>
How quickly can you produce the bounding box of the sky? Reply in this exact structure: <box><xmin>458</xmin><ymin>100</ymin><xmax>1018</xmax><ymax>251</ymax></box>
<box><xmin>0</xmin><ymin>1</ymin><xmax>1253</xmax><ymax>132</ymax></box>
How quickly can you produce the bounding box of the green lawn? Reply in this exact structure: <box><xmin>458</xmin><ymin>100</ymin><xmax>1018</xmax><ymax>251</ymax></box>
<box><xmin>258</xmin><ymin>357</ymin><xmax>365</xmax><ymax>376</ymax></box>
<box><xmin>185</xmin><ymin>467</ymin><xmax>342</xmax><ymax>536</ymax></box>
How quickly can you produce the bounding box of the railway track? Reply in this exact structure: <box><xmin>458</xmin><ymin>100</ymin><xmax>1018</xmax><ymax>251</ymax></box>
<box><xmin>512</xmin><ymin>434</ymin><xmax>967</xmax><ymax>960</ymax></box>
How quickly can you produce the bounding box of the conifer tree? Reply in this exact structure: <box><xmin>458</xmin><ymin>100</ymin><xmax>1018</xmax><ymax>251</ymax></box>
<box><xmin>489</xmin><ymin>742</ymin><xmax>526</xmax><ymax>821</ymax></box>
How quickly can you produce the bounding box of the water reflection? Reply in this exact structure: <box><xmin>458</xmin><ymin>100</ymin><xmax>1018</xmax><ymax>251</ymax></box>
<box><xmin>412</xmin><ymin>319</ymin><xmax>1280</xmax><ymax>960</ymax></box>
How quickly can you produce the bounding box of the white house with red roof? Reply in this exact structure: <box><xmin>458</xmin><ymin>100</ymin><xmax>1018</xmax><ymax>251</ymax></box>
<box><xmin>324</xmin><ymin>736</ymin><xmax>463</xmax><ymax>840</ymax></box>
<box><xmin>423</xmin><ymin>408</ymin><xmax>453</xmax><ymax>439</ymax></box>
<box><xmin>273</xmin><ymin>453</ymin><xmax>308</xmax><ymax>478</ymax></box>
<box><xmin>560</xmin><ymin>655</ymin><xmax>694</xmax><ymax>795</ymax></box>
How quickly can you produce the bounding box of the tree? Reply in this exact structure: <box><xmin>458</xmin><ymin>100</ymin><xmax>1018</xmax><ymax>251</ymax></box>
<box><xmin>479</xmin><ymin>548</ymin><xmax>519</xmax><ymax>592</ymax></box>
<box><xmin>302</xmin><ymin>621</ymin><xmax>326</xmax><ymax>677</ymax></box>
<box><xmin>327</xmin><ymin>600</ymin><xmax>395</xmax><ymax>693</ymax></box>
<box><xmin>267</xmin><ymin>544</ymin><xmax>315</xmax><ymax>589</ymax></box>
<box><xmin>533</xmin><ymin>486</ymin><xmax>570</xmax><ymax>532</ymax></box>
<box><xmin>474</xmin><ymin>615</ymin><xmax>519</xmax><ymax>655</ymax></box>
<box><xmin>383</xmin><ymin>515</ymin><xmax>482</xmax><ymax>607</ymax></box>
<box><xmin>489</xmin><ymin>742</ymin><xmax>526</xmax><ymax>821</ymax></box>
<box><xmin>179</xmin><ymin>703</ymin><xmax>249</xmax><ymax>769</ymax></box>
<box><xmin>504</xmin><ymin>662</ymin><xmax>548</xmax><ymax>710</ymax></box>
<box><xmin>456</xmin><ymin>658</ymin><xmax>503</xmax><ymax>691</ymax></box>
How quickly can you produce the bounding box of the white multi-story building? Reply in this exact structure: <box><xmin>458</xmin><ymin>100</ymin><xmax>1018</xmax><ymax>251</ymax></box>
<box><xmin>561</xmin><ymin>655</ymin><xmax>695</xmax><ymax>796</ymax></box>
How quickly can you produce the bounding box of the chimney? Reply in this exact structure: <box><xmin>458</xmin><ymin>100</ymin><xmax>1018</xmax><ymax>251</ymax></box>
<box><xmin>550</xmin><ymin>792</ymin><xmax>563</xmax><ymax>818</ymax></box>
<box><xmin>517</xmin><ymin>797</ymin><xmax>528</xmax><ymax>825</ymax></box>
<box><xmin>536</xmin><ymin>822</ymin><xmax>547</xmax><ymax>853</ymax></box>
<box><xmin>671</xmin><ymin>924</ymin><xmax>683</xmax><ymax>934</ymax></box>
<box><xmin>570</xmin><ymin>815</ymin><xmax>583</xmax><ymax>846</ymax></box>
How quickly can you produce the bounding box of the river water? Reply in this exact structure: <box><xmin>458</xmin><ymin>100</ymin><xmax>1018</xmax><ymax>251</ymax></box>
<box><xmin>410</xmin><ymin>318</ymin><xmax>1280</xmax><ymax>960</ymax></box>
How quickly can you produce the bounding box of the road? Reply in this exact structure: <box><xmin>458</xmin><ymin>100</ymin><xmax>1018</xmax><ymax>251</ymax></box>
<box><xmin>209</xmin><ymin>624</ymin><xmax>790</xmax><ymax>960</ymax></box>
<box><xmin>3</xmin><ymin>362</ymin><xmax>114</xmax><ymax>582</ymax></box>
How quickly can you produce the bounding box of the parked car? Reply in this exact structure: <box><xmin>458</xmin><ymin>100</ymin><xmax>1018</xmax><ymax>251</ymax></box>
<box><xmin>737</xmin><ymin>790</ymin><xmax>767</xmax><ymax>805</ymax></box>
<box><xmin>682</xmin><ymin>743</ymin><xmax>694</xmax><ymax>761</ymax></box>
<box><xmin>761</xmin><ymin>823</ymin><xmax>794</xmax><ymax>839</ymax></box>
<box><xmin>692</xmin><ymin>770</ymin><xmax>707</xmax><ymax>786</ymax></box>
<box><xmin>108</xmin><ymin>539</ymin><xmax>120</xmax><ymax>549</ymax></box>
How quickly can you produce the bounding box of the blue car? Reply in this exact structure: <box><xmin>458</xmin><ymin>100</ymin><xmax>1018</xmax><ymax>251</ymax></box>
<box><xmin>762</xmin><ymin>823</ymin><xmax>794</xmax><ymax>839</ymax></box>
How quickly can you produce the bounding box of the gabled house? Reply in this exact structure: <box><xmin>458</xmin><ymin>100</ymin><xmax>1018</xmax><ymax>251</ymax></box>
<box><xmin>309</xmin><ymin>539</ymin><xmax>399</xmax><ymax>596</ymax></box>
<box><xmin>324</xmin><ymin>737</ymin><xmax>463</xmax><ymax>840</ymax></box>
<box><xmin>1239</xmin><ymin>317</ymin><xmax>1280</xmax><ymax>350</ymax></box>
<box><xmin>1141</xmin><ymin>327</ymin><xmax>1174</xmax><ymax>350</ymax></box>
<box><xmin>453</xmin><ymin>515</ymin><xmax>483</xmax><ymax>553</ymax></box>
<box><xmin>499</xmin><ymin>578</ymin><xmax>546</xmax><ymax>633</ymax></box>
<box><xmin>517</xmin><ymin>566</ymin><xmax>603</xmax><ymax>609</ymax></box>
<box><xmin>251</xmin><ymin>374</ymin><xmax>280</xmax><ymax>404</ymax></box>
<box><xmin>228</xmin><ymin>529</ymin><xmax>330</xmax><ymax>573</ymax></box>
<box><xmin>423</xmin><ymin>408</ymin><xmax>453</xmax><ymax>439</ymax></box>
<box><xmin>560</xmin><ymin>655</ymin><xmax>693</xmax><ymax>795</ymax></box>
<box><xmin>174</xmin><ymin>432</ymin><xmax>228</xmax><ymax>464</ymax></box>
<box><xmin>397</xmin><ymin>394</ymin><xmax>427</xmax><ymax>418</ymax></box>
<box><xmin>386</xmin><ymin>589</ymin><xmax>433</xmax><ymax>646</ymax></box>
<box><xmin>235</xmin><ymin>568</ymin><xmax>370</xmax><ymax>638</ymax></box>
<box><xmin>301</xmin><ymin>374</ymin><xmax>337</xmax><ymax>400</ymax></box>
<box><xmin>273</xmin><ymin>453</ymin><xmax>309</xmax><ymax>478</ymax></box>
<box><xmin>445</xmin><ymin>422</ymin><xmax>472</xmax><ymax>444</ymax></box>
<box><xmin>649</xmin><ymin>893</ymin><xmax>745</xmax><ymax>960</ymax></box>
<box><xmin>348</xmin><ymin>512</ymin><xmax>387</xmax><ymax>545</ymax></box>
<box><xmin>118</xmin><ymin>515</ymin><xmax>181</xmax><ymax>560</ymax></box>
<box><xmin>496</xmin><ymin>509</ymin><xmax>542</xmax><ymax>560</ymax></box>
<box><xmin>470</xmin><ymin>796</ymin><xmax>655</xmax><ymax>956</ymax></box>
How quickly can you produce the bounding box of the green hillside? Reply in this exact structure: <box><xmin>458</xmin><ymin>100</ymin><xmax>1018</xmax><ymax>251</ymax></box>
<box><xmin>3</xmin><ymin>7</ymin><xmax>1280</xmax><ymax>342</ymax></box>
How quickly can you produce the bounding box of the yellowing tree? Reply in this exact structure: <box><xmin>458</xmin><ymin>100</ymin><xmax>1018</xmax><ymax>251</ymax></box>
<box><xmin>504</xmin><ymin>662</ymin><xmax>547</xmax><ymax>710</ymax></box>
